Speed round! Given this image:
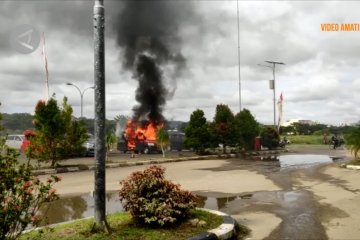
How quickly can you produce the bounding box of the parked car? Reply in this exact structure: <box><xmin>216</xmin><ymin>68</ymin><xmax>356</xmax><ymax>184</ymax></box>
<box><xmin>5</xmin><ymin>134</ymin><xmax>25</xmax><ymax>149</ymax></box>
<box><xmin>83</xmin><ymin>137</ymin><xmax>95</xmax><ymax>156</ymax></box>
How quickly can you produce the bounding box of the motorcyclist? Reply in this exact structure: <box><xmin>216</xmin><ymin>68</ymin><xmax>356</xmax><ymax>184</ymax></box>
<box><xmin>331</xmin><ymin>135</ymin><xmax>339</xmax><ymax>149</ymax></box>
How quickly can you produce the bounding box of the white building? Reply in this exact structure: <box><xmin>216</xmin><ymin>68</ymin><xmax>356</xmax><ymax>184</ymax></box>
<box><xmin>281</xmin><ymin>119</ymin><xmax>317</xmax><ymax>127</ymax></box>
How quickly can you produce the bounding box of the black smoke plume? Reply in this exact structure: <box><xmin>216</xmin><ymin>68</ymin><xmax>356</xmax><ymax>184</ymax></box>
<box><xmin>133</xmin><ymin>54</ymin><xmax>166</xmax><ymax>124</ymax></box>
<box><xmin>112</xmin><ymin>1</ymin><xmax>192</xmax><ymax>123</ymax></box>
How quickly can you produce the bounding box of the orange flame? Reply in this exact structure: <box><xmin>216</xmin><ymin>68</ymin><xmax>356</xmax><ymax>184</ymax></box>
<box><xmin>124</xmin><ymin>119</ymin><xmax>163</xmax><ymax>149</ymax></box>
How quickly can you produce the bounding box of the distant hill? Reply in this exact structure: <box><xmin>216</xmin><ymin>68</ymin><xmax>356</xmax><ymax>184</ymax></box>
<box><xmin>2</xmin><ymin>113</ymin><xmax>34</xmax><ymax>134</ymax></box>
<box><xmin>0</xmin><ymin>113</ymin><xmax>188</xmax><ymax>135</ymax></box>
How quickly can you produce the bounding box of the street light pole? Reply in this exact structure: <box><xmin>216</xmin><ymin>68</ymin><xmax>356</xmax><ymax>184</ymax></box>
<box><xmin>66</xmin><ymin>83</ymin><xmax>94</xmax><ymax>118</ymax></box>
<box><xmin>236</xmin><ymin>0</ymin><xmax>242</xmax><ymax>111</ymax></box>
<box><xmin>258</xmin><ymin>61</ymin><xmax>285</xmax><ymax>128</ymax></box>
<box><xmin>93</xmin><ymin>0</ymin><xmax>108</xmax><ymax>231</ymax></box>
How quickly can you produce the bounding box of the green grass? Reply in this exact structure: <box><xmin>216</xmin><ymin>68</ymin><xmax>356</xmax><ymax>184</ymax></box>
<box><xmin>284</xmin><ymin>135</ymin><xmax>324</xmax><ymax>145</ymax></box>
<box><xmin>347</xmin><ymin>159</ymin><xmax>360</xmax><ymax>166</ymax></box>
<box><xmin>20</xmin><ymin>209</ymin><xmax>224</xmax><ymax>240</ymax></box>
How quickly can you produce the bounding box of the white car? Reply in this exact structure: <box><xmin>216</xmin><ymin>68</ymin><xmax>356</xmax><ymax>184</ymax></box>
<box><xmin>5</xmin><ymin>135</ymin><xmax>25</xmax><ymax>149</ymax></box>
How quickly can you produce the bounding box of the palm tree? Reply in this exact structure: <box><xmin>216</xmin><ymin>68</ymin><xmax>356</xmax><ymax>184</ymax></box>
<box><xmin>156</xmin><ymin>128</ymin><xmax>169</xmax><ymax>158</ymax></box>
<box><xmin>345</xmin><ymin>126</ymin><xmax>360</xmax><ymax>158</ymax></box>
<box><xmin>105</xmin><ymin>132</ymin><xmax>117</xmax><ymax>161</ymax></box>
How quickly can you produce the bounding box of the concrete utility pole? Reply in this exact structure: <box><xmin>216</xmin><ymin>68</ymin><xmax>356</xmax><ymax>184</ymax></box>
<box><xmin>93</xmin><ymin>0</ymin><xmax>108</xmax><ymax>231</ymax></box>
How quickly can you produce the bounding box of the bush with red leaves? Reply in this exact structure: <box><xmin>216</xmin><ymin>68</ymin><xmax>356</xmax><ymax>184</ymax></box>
<box><xmin>119</xmin><ymin>165</ymin><xmax>197</xmax><ymax>226</ymax></box>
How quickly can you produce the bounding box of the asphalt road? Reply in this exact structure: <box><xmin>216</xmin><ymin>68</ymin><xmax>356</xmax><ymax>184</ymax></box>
<box><xmin>39</xmin><ymin>144</ymin><xmax>349</xmax><ymax>196</ymax></box>
<box><xmin>37</xmin><ymin>146</ymin><xmax>353</xmax><ymax>239</ymax></box>
<box><xmin>41</xmin><ymin>158</ymin><xmax>280</xmax><ymax>196</ymax></box>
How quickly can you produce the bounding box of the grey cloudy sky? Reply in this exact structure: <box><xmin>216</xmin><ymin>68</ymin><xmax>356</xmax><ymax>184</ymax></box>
<box><xmin>0</xmin><ymin>0</ymin><xmax>359</xmax><ymax>125</ymax></box>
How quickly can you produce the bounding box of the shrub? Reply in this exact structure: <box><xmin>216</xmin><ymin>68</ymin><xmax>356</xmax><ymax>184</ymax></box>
<box><xmin>0</xmin><ymin>141</ymin><xmax>61</xmax><ymax>240</ymax></box>
<box><xmin>184</xmin><ymin>109</ymin><xmax>211</xmax><ymax>154</ymax></box>
<box><xmin>119</xmin><ymin>165</ymin><xmax>197</xmax><ymax>226</ymax></box>
<box><xmin>234</xmin><ymin>109</ymin><xmax>260</xmax><ymax>150</ymax></box>
<box><xmin>260</xmin><ymin>127</ymin><xmax>280</xmax><ymax>150</ymax></box>
<box><xmin>156</xmin><ymin>128</ymin><xmax>169</xmax><ymax>158</ymax></box>
<box><xmin>29</xmin><ymin>98</ymin><xmax>88</xmax><ymax>167</ymax></box>
<box><xmin>345</xmin><ymin>126</ymin><xmax>360</xmax><ymax>158</ymax></box>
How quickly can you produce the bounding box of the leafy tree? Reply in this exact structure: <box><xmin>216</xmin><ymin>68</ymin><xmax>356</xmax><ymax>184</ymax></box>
<box><xmin>184</xmin><ymin>109</ymin><xmax>210</xmax><ymax>154</ymax></box>
<box><xmin>60</xmin><ymin>97</ymin><xmax>88</xmax><ymax>158</ymax></box>
<box><xmin>292</xmin><ymin>123</ymin><xmax>328</xmax><ymax>135</ymax></box>
<box><xmin>106</xmin><ymin>131</ymin><xmax>117</xmax><ymax>151</ymax></box>
<box><xmin>234</xmin><ymin>108</ymin><xmax>260</xmax><ymax>150</ymax></box>
<box><xmin>279</xmin><ymin>125</ymin><xmax>296</xmax><ymax>135</ymax></box>
<box><xmin>156</xmin><ymin>128</ymin><xmax>169</xmax><ymax>158</ymax></box>
<box><xmin>0</xmin><ymin>102</ymin><xmax>3</xmax><ymax>132</ymax></box>
<box><xmin>309</xmin><ymin>124</ymin><xmax>328</xmax><ymax>134</ymax></box>
<box><xmin>29</xmin><ymin>98</ymin><xmax>88</xmax><ymax>166</ymax></box>
<box><xmin>81</xmin><ymin>118</ymin><xmax>116</xmax><ymax>135</ymax></box>
<box><xmin>210</xmin><ymin>104</ymin><xmax>236</xmax><ymax>153</ymax></box>
<box><xmin>0</xmin><ymin>103</ymin><xmax>60</xmax><ymax>240</ymax></box>
<box><xmin>0</xmin><ymin>143</ymin><xmax>61</xmax><ymax>240</ymax></box>
<box><xmin>292</xmin><ymin>123</ymin><xmax>311</xmax><ymax>135</ymax></box>
<box><xmin>345</xmin><ymin>126</ymin><xmax>360</xmax><ymax>158</ymax></box>
<box><xmin>260</xmin><ymin>127</ymin><xmax>280</xmax><ymax>150</ymax></box>
<box><xmin>31</xmin><ymin>99</ymin><xmax>65</xmax><ymax>166</ymax></box>
<box><xmin>105</xmin><ymin>131</ymin><xmax>117</xmax><ymax>161</ymax></box>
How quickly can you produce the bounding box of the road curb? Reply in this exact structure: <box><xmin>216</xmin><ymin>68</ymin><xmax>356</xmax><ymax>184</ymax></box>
<box><xmin>346</xmin><ymin>165</ymin><xmax>360</xmax><ymax>170</ymax></box>
<box><xmin>189</xmin><ymin>208</ymin><xmax>238</xmax><ymax>240</ymax></box>
<box><xmin>32</xmin><ymin>149</ymin><xmax>288</xmax><ymax>176</ymax></box>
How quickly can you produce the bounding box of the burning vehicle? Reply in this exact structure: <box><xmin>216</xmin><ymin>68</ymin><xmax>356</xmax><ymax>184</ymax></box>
<box><xmin>118</xmin><ymin>120</ymin><xmax>163</xmax><ymax>154</ymax></box>
<box><xmin>112</xmin><ymin>2</ymin><xmax>192</xmax><ymax>154</ymax></box>
<box><xmin>117</xmin><ymin>122</ymin><xmax>186</xmax><ymax>154</ymax></box>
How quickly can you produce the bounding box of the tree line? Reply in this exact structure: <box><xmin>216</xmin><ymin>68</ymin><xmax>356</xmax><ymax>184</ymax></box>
<box><xmin>280</xmin><ymin>122</ymin><xmax>358</xmax><ymax>136</ymax></box>
<box><xmin>1</xmin><ymin>112</ymin><xmax>118</xmax><ymax>136</ymax></box>
<box><xmin>184</xmin><ymin>104</ymin><xmax>263</xmax><ymax>153</ymax></box>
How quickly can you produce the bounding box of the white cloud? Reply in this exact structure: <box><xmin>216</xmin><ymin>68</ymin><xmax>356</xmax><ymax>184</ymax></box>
<box><xmin>0</xmin><ymin>1</ymin><xmax>359</xmax><ymax>125</ymax></box>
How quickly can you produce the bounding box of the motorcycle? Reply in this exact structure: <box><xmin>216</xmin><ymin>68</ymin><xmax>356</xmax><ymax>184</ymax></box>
<box><xmin>279</xmin><ymin>138</ymin><xmax>291</xmax><ymax>148</ymax></box>
<box><xmin>329</xmin><ymin>138</ymin><xmax>345</xmax><ymax>150</ymax></box>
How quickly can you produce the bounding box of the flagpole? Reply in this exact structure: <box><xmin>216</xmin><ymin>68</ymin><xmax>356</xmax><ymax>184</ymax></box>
<box><xmin>42</xmin><ymin>32</ymin><xmax>50</xmax><ymax>101</ymax></box>
<box><xmin>277</xmin><ymin>92</ymin><xmax>283</xmax><ymax>132</ymax></box>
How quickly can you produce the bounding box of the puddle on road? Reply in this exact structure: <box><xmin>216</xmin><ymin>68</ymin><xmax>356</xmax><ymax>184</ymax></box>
<box><xmin>37</xmin><ymin>192</ymin><xmax>123</xmax><ymax>226</ymax></box>
<box><xmin>195</xmin><ymin>191</ymin><xmax>328</xmax><ymax>240</ymax></box>
<box><xmin>279</xmin><ymin>154</ymin><xmax>335</xmax><ymax>169</ymax></box>
<box><xmin>247</xmin><ymin>154</ymin><xmax>336</xmax><ymax>170</ymax></box>
<box><xmin>38</xmin><ymin>154</ymin><xmax>343</xmax><ymax>239</ymax></box>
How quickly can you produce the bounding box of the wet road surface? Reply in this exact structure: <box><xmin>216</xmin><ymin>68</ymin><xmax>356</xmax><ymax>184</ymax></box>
<box><xmin>194</xmin><ymin>154</ymin><xmax>349</xmax><ymax>240</ymax></box>
<box><xmin>40</xmin><ymin>150</ymin><xmax>351</xmax><ymax>239</ymax></box>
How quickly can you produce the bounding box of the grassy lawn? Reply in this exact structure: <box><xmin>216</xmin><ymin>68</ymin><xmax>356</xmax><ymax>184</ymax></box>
<box><xmin>284</xmin><ymin>135</ymin><xmax>324</xmax><ymax>145</ymax></box>
<box><xmin>347</xmin><ymin>159</ymin><xmax>360</xmax><ymax>166</ymax></box>
<box><xmin>20</xmin><ymin>209</ymin><xmax>224</xmax><ymax>240</ymax></box>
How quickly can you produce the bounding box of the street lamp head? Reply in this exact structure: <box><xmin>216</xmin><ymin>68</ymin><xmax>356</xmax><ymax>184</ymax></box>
<box><xmin>66</xmin><ymin>82</ymin><xmax>73</xmax><ymax>86</ymax></box>
<box><xmin>258</xmin><ymin>63</ymin><xmax>273</xmax><ymax>69</ymax></box>
<box><xmin>265</xmin><ymin>60</ymin><xmax>285</xmax><ymax>65</ymax></box>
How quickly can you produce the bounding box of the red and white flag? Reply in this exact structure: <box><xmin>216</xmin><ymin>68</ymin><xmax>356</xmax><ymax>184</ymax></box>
<box><xmin>277</xmin><ymin>92</ymin><xmax>283</xmax><ymax>131</ymax></box>
<box><xmin>42</xmin><ymin>32</ymin><xmax>50</xmax><ymax>101</ymax></box>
